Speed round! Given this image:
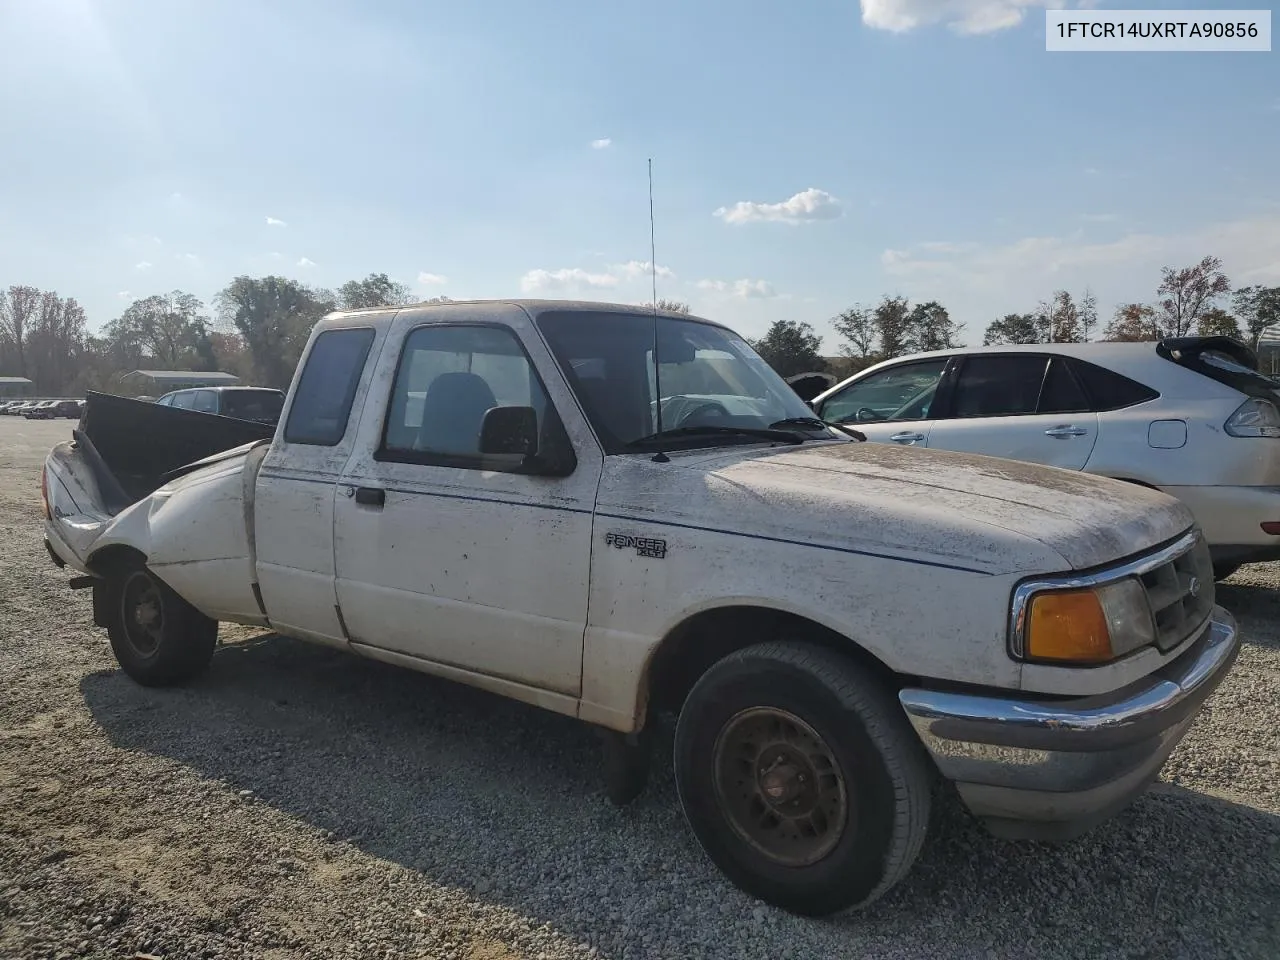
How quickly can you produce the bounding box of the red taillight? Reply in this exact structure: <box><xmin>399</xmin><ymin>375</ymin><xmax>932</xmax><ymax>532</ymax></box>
<box><xmin>1262</xmin><ymin>522</ymin><xmax>1280</xmax><ymax>535</ymax></box>
<box><xmin>40</xmin><ymin>468</ymin><xmax>50</xmax><ymax>520</ymax></box>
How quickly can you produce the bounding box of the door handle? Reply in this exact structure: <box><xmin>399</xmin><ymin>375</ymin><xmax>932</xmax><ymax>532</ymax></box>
<box><xmin>889</xmin><ymin>432</ymin><xmax>926</xmax><ymax>445</ymax></box>
<box><xmin>354</xmin><ymin>486</ymin><xmax>385</xmax><ymax>507</ymax></box>
<box><xmin>1044</xmin><ymin>426</ymin><xmax>1088</xmax><ymax>439</ymax></box>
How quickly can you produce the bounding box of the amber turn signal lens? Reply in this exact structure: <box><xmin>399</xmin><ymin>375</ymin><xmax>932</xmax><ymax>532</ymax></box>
<box><xmin>1026</xmin><ymin>589</ymin><xmax>1112</xmax><ymax>663</ymax></box>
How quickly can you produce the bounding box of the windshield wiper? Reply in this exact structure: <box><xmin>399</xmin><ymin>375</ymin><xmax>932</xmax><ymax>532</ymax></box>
<box><xmin>769</xmin><ymin>417</ymin><xmax>866</xmax><ymax>441</ymax></box>
<box><xmin>626</xmin><ymin>425</ymin><xmax>806</xmax><ymax>449</ymax></box>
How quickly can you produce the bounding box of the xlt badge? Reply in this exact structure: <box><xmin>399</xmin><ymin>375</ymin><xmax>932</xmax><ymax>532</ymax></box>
<box><xmin>604</xmin><ymin>532</ymin><xmax>668</xmax><ymax>559</ymax></box>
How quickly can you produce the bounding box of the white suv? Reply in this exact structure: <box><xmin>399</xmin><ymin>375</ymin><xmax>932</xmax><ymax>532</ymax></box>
<box><xmin>811</xmin><ymin>336</ymin><xmax>1280</xmax><ymax>580</ymax></box>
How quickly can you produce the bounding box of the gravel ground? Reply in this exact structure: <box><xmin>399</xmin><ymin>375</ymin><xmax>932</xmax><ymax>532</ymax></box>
<box><xmin>2</xmin><ymin>417</ymin><xmax>1278</xmax><ymax>960</ymax></box>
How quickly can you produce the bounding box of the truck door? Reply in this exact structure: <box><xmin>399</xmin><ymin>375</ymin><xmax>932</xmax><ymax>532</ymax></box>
<box><xmin>332</xmin><ymin>307</ymin><xmax>602</xmax><ymax>696</ymax></box>
<box><xmin>254</xmin><ymin>324</ymin><xmax>384</xmax><ymax>647</ymax></box>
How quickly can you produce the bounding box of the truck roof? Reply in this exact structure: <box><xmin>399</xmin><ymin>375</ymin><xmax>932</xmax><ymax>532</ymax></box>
<box><xmin>321</xmin><ymin>298</ymin><xmax>733</xmax><ymax>333</ymax></box>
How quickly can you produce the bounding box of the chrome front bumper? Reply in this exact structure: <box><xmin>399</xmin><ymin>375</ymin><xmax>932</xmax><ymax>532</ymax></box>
<box><xmin>898</xmin><ymin>607</ymin><xmax>1240</xmax><ymax>840</ymax></box>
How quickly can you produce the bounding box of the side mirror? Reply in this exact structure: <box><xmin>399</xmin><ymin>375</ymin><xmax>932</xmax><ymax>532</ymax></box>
<box><xmin>479</xmin><ymin>405</ymin><xmax>539</xmax><ymax>457</ymax></box>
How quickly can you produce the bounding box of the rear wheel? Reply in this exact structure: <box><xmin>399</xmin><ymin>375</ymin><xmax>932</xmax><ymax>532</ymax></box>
<box><xmin>105</xmin><ymin>566</ymin><xmax>217</xmax><ymax>686</ymax></box>
<box><xmin>673</xmin><ymin>642</ymin><xmax>932</xmax><ymax>916</ymax></box>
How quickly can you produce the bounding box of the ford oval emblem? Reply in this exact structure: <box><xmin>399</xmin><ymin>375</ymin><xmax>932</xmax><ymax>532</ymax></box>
<box><xmin>1188</xmin><ymin>576</ymin><xmax>1201</xmax><ymax>598</ymax></box>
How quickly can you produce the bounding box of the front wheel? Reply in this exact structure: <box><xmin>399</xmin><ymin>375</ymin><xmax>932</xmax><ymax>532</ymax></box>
<box><xmin>674</xmin><ymin>642</ymin><xmax>932</xmax><ymax>916</ymax></box>
<box><xmin>105</xmin><ymin>566</ymin><xmax>217</xmax><ymax>686</ymax></box>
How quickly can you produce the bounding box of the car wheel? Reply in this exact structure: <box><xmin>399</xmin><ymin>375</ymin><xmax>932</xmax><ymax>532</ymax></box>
<box><xmin>105</xmin><ymin>566</ymin><xmax>217</xmax><ymax>686</ymax></box>
<box><xmin>674</xmin><ymin>641</ymin><xmax>932</xmax><ymax>916</ymax></box>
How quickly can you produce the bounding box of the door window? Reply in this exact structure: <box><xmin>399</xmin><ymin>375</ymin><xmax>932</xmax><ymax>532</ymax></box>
<box><xmin>819</xmin><ymin>360</ymin><xmax>948</xmax><ymax>424</ymax></box>
<box><xmin>192</xmin><ymin>390</ymin><xmax>219</xmax><ymax>414</ymax></box>
<box><xmin>379</xmin><ymin>324</ymin><xmax>562</xmax><ymax>468</ymax></box>
<box><xmin>951</xmin><ymin>355</ymin><xmax>1049</xmax><ymax>418</ymax></box>
<box><xmin>169</xmin><ymin>391</ymin><xmax>196</xmax><ymax>409</ymax></box>
<box><xmin>1038</xmin><ymin>358</ymin><xmax>1092</xmax><ymax>414</ymax></box>
<box><xmin>284</xmin><ymin>327</ymin><xmax>376</xmax><ymax>445</ymax></box>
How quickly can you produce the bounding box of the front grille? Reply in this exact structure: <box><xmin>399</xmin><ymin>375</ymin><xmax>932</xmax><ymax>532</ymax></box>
<box><xmin>1138</xmin><ymin>535</ymin><xmax>1215</xmax><ymax>652</ymax></box>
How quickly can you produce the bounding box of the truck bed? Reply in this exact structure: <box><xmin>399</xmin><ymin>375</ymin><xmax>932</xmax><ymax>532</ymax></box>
<box><xmin>78</xmin><ymin>391</ymin><xmax>275</xmax><ymax>510</ymax></box>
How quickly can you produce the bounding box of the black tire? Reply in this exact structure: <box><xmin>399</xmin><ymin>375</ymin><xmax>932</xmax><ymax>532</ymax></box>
<box><xmin>674</xmin><ymin>642</ymin><xmax>932</xmax><ymax>916</ymax></box>
<box><xmin>105</xmin><ymin>566</ymin><xmax>217</xmax><ymax>686</ymax></box>
<box><xmin>1213</xmin><ymin>562</ymin><xmax>1241</xmax><ymax>582</ymax></box>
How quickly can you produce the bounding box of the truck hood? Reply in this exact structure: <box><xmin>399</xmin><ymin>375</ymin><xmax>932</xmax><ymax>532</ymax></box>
<box><xmin>606</xmin><ymin>441</ymin><xmax>1193</xmax><ymax>575</ymax></box>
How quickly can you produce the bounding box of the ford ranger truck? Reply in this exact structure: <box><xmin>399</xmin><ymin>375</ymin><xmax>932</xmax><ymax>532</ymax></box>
<box><xmin>42</xmin><ymin>299</ymin><xmax>1240</xmax><ymax>916</ymax></box>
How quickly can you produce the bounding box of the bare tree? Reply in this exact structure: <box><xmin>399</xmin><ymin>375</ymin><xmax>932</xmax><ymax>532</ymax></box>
<box><xmin>0</xmin><ymin>285</ymin><xmax>42</xmax><ymax>377</ymax></box>
<box><xmin>1156</xmin><ymin>256</ymin><xmax>1230</xmax><ymax>337</ymax></box>
<box><xmin>1078</xmin><ymin>288</ymin><xmax>1098</xmax><ymax>342</ymax></box>
<box><xmin>1039</xmin><ymin>290</ymin><xmax>1083</xmax><ymax>343</ymax></box>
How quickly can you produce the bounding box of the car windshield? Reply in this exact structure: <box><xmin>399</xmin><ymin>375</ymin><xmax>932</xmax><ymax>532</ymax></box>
<box><xmin>535</xmin><ymin>310</ymin><xmax>834</xmax><ymax>452</ymax></box>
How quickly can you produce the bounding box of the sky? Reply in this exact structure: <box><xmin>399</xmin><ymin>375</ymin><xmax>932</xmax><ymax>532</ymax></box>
<box><xmin>0</xmin><ymin>0</ymin><xmax>1276</xmax><ymax>350</ymax></box>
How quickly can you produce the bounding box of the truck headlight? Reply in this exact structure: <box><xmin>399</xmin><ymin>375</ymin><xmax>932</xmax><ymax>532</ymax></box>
<box><xmin>1024</xmin><ymin>578</ymin><xmax>1156</xmax><ymax>664</ymax></box>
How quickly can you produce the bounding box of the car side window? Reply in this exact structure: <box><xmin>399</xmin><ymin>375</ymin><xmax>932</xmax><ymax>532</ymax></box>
<box><xmin>951</xmin><ymin>355</ymin><xmax>1049</xmax><ymax>418</ymax></box>
<box><xmin>1037</xmin><ymin>358</ymin><xmax>1091</xmax><ymax>414</ymax></box>
<box><xmin>170</xmin><ymin>392</ymin><xmax>196</xmax><ymax>410</ymax></box>
<box><xmin>192</xmin><ymin>390</ymin><xmax>219</xmax><ymax>414</ymax></box>
<box><xmin>284</xmin><ymin>327</ymin><xmax>376</xmax><ymax>445</ymax></box>
<box><xmin>1069</xmin><ymin>359</ymin><xmax>1160</xmax><ymax>411</ymax></box>
<box><xmin>379</xmin><ymin>324</ymin><xmax>565</xmax><ymax>469</ymax></box>
<box><xmin>819</xmin><ymin>360</ymin><xmax>948</xmax><ymax>424</ymax></box>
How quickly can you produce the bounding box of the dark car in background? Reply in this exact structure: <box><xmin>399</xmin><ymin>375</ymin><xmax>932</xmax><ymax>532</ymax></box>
<box><xmin>155</xmin><ymin>386</ymin><xmax>286</xmax><ymax>425</ymax></box>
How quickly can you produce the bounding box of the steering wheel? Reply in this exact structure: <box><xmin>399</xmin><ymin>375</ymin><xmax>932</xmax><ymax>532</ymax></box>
<box><xmin>677</xmin><ymin>401</ymin><xmax>731</xmax><ymax>427</ymax></box>
<box><xmin>856</xmin><ymin>407</ymin><xmax>880</xmax><ymax>422</ymax></box>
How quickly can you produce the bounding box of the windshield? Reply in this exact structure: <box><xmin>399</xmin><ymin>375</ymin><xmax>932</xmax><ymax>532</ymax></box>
<box><xmin>535</xmin><ymin>310</ymin><xmax>829</xmax><ymax>452</ymax></box>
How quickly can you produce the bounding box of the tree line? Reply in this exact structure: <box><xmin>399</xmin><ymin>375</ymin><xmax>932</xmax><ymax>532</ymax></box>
<box><xmin>0</xmin><ymin>273</ymin><xmax>446</xmax><ymax>395</ymax></box>
<box><xmin>3</xmin><ymin>256</ymin><xmax>1278</xmax><ymax>395</ymax></box>
<box><xmin>748</xmin><ymin>256</ymin><xmax>1280</xmax><ymax>380</ymax></box>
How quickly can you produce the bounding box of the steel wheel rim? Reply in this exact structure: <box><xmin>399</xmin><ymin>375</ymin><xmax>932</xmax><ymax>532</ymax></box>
<box><xmin>120</xmin><ymin>571</ymin><xmax>163</xmax><ymax>659</ymax></box>
<box><xmin>711</xmin><ymin>706</ymin><xmax>849</xmax><ymax>867</ymax></box>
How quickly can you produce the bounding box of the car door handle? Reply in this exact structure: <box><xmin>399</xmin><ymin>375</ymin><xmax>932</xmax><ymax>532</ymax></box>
<box><xmin>889</xmin><ymin>432</ymin><xmax>926</xmax><ymax>444</ymax></box>
<box><xmin>1044</xmin><ymin>426</ymin><xmax>1088</xmax><ymax>439</ymax></box>
<box><xmin>354</xmin><ymin>486</ymin><xmax>385</xmax><ymax>507</ymax></box>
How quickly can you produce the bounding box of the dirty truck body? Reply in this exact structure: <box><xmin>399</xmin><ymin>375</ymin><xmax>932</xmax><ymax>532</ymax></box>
<box><xmin>43</xmin><ymin>299</ymin><xmax>1239</xmax><ymax>915</ymax></box>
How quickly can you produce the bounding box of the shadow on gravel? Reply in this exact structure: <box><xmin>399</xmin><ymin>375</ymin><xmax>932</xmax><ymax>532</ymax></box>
<box><xmin>1216</xmin><ymin>580</ymin><xmax>1280</xmax><ymax>651</ymax></box>
<box><xmin>82</xmin><ymin>635</ymin><xmax>1280</xmax><ymax>960</ymax></box>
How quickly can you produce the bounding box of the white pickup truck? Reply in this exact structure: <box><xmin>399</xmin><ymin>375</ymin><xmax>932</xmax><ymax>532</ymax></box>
<box><xmin>43</xmin><ymin>299</ymin><xmax>1239</xmax><ymax>915</ymax></box>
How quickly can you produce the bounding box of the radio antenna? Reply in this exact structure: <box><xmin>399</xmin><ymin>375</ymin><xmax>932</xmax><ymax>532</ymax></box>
<box><xmin>648</xmin><ymin>157</ymin><xmax>669</xmax><ymax>463</ymax></box>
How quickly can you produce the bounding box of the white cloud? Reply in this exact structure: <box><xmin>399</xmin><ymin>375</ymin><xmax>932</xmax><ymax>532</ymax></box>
<box><xmin>713</xmin><ymin>187</ymin><xmax>842</xmax><ymax>225</ymax></box>
<box><xmin>612</xmin><ymin>260</ymin><xmax>674</xmax><ymax>281</ymax></box>
<box><xmin>135</xmin><ymin>260</ymin><xmax>152</xmax><ymax>270</ymax></box>
<box><xmin>520</xmin><ymin>268</ymin><xmax>619</xmax><ymax>293</ymax></box>
<box><xmin>297</xmin><ymin>257</ymin><xmax>316</xmax><ymax>268</ymax></box>
<box><xmin>519</xmin><ymin>261</ymin><xmax>676</xmax><ymax>293</ymax></box>
<box><xmin>117</xmin><ymin>290</ymin><xmax>131</xmax><ymax>299</ymax></box>
<box><xmin>590</xmin><ymin>138</ymin><xmax>612</xmax><ymax>149</ymax></box>
<box><xmin>179</xmin><ymin>253</ymin><xmax>199</xmax><ymax>263</ymax></box>
<box><xmin>417</xmin><ymin>272</ymin><xmax>448</xmax><ymax>285</ymax></box>
<box><xmin>860</xmin><ymin>0</ymin><xmax>1090</xmax><ymax>35</ymax></box>
<box><xmin>697</xmin><ymin>278</ymin><xmax>778</xmax><ymax>299</ymax></box>
<box><xmin>265</xmin><ymin>216</ymin><xmax>287</xmax><ymax>227</ymax></box>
